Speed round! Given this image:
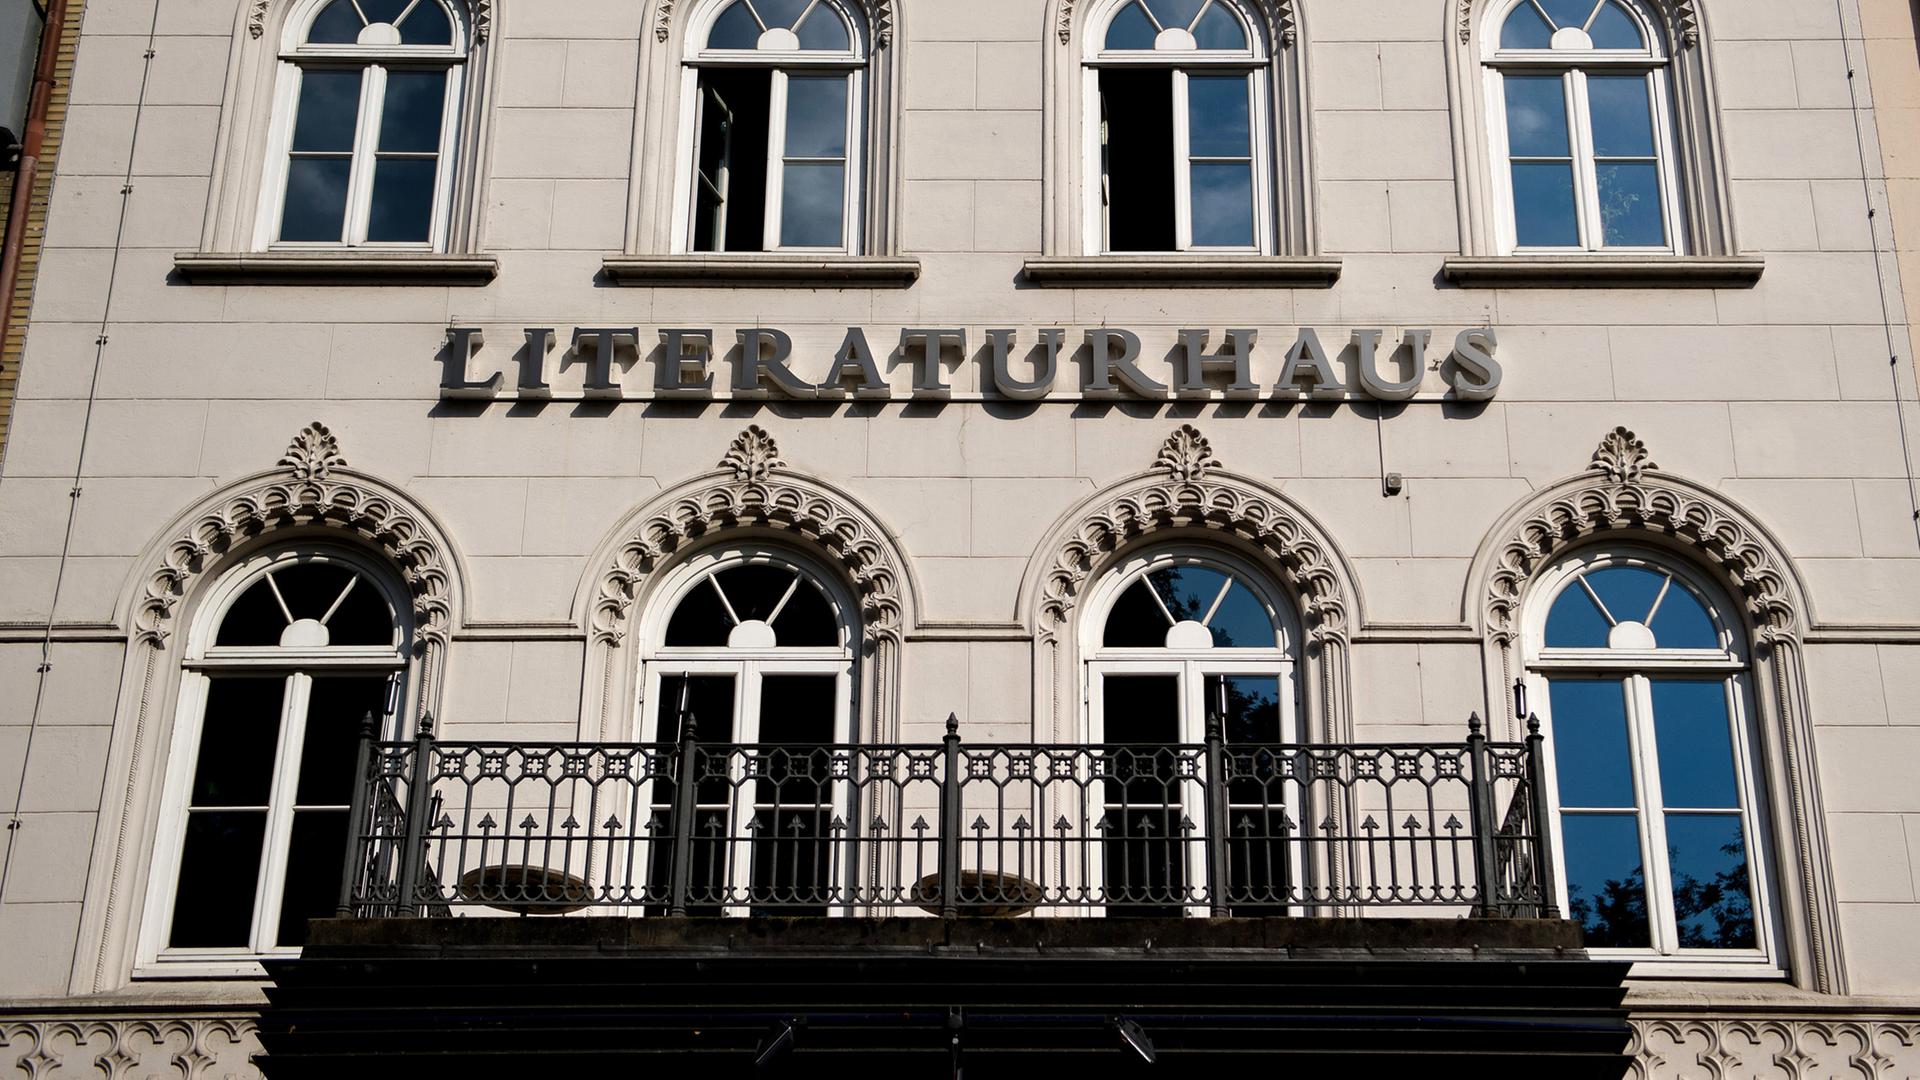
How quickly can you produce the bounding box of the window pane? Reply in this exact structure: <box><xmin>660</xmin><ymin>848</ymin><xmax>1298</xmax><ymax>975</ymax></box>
<box><xmin>326</xmin><ymin>575</ymin><xmax>397</xmax><ymax>647</ymax></box>
<box><xmin>665</xmin><ymin>579</ymin><xmax>734</xmax><ymax>647</ymax></box>
<box><xmin>191</xmin><ymin>678</ymin><xmax>287</xmax><ymax>807</ymax></box>
<box><xmin>397</xmin><ymin>0</ymin><xmax>453</xmax><ymax>45</ymax></box>
<box><xmin>1191</xmin><ymin>3</ymin><xmax>1247</xmax><ymax>49</ymax></box>
<box><xmin>755</xmin><ymin>675</ymin><xmax>837</xmax><ymax>804</ymax></box>
<box><xmin>1665</xmin><ymin>813</ymin><xmax>1757</xmax><ymax>949</ymax></box>
<box><xmin>655</xmin><ymin>675</ymin><xmax>738</xmax><ymax>809</ymax></box>
<box><xmin>795</xmin><ymin>4</ymin><xmax>851</xmax><ymax>50</ymax></box>
<box><xmin>1104</xmin><ymin>580</ymin><xmax>1172</xmax><ymax>647</ymax></box>
<box><xmin>1105</xmin><ymin>1</ymin><xmax>1158</xmax><ymax>49</ymax></box>
<box><xmin>771</xmin><ymin>577</ymin><xmax>841</xmax><ymax>648</ymax></box>
<box><xmin>217</xmin><ymin>579</ymin><xmax>288</xmax><ymax>647</ymax></box>
<box><xmin>367</xmin><ymin>157</ymin><xmax>438</xmax><ymax>242</ymax></box>
<box><xmin>1504</xmin><ymin>75</ymin><xmax>1570</xmax><ymax>156</ymax></box>
<box><xmin>1583</xmin><ymin>566</ymin><xmax>1666</xmax><ymax>626</ymax></box>
<box><xmin>272</xmin><ymin>564</ymin><xmax>356</xmax><ymax>622</ymax></box>
<box><xmin>1547</xmin><ymin>679</ymin><xmax>1635</xmax><ymax>808</ymax></box>
<box><xmin>707</xmin><ymin>0</ymin><xmax>761</xmax><ymax>48</ymax></box>
<box><xmin>1148</xmin><ymin>566</ymin><xmax>1229</xmax><ymax>625</ymax></box>
<box><xmin>1510</xmin><ymin>162</ymin><xmax>1580</xmax><ymax>246</ymax></box>
<box><xmin>1209</xmin><ymin>580</ymin><xmax>1276</xmax><ymax>649</ymax></box>
<box><xmin>298</xmin><ymin>676</ymin><xmax>389</xmax><ymax>805</ymax></box>
<box><xmin>307</xmin><ymin>0</ymin><xmax>364</xmax><ymax>44</ymax></box>
<box><xmin>1650</xmin><ymin>584</ymin><xmax>1719</xmax><ymax>649</ymax></box>
<box><xmin>1537</xmin><ymin>0</ymin><xmax>1600</xmax><ymax>29</ymax></box>
<box><xmin>1101</xmin><ymin>68</ymin><xmax>1177</xmax><ymax>251</ymax></box>
<box><xmin>1103</xmin><ymin>675</ymin><xmax>1180</xmax><ymax>746</ymax></box>
<box><xmin>784</xmin><ymin>76</ymin><xmax>848</xmax><ymax>158</ymax></box>
<box><xmin>1187</xmin><ymin>75</ymin><xmax>1250</xmax><ymax>157</ymax></box>
<box><xmin>719</xmin><ymin>565</ymin><xmax>802</xmax><ymax>623</ymax></box>
<box><xmin>1561</xmin><ymin>813</ymin><xmax>1651</xmax><ymax>948</ymax></box>
<box><xmin>169</xmin><ymin>811</ymin><xmax>269</xmax><ymax>948</ymax></box>
<box><xmin>1588</xmin><ymin>0</ymin><xmax>1645</xmax><ymax>48</ymax></box>
<box><xmin>755</xmin><ymin>0</ymin><xmax>812</xmax><ymax>29</ymax></box>
<box><xmin>1500</xmin><ymin>1</ymin><xmax>1553</xmax><ymax>48</ymax></box>
<box><xmin>1190</xmin><ymin>162</ymin><xmax>1256</xmax><ymax>247</ymax></box>
<box><xmin>1545</xmin><ymin>580</ymin><xmax>1611</xmax><ymax>648</ymax></box>
<box><xmin>1650</xmin><ymin>679</ymin><xmax>1740</xmax><ymax>809</ymax></box>
<box><xmin>1588</xmin><ymin>75</ymin><xmax>1656</xmax><ymax>157</ymax></box>
<box><xmin>378</xmin><ymin>70</ymin><xmax>448</xmax><ymax>153</ymax></box>
<box><xmin>358</xmin><ymin>0</ymin><xmax>410</xmax><ymax>24</ymax></box>
<box><xmin>291</xmin><ymin>70</ymin><xmax>362</xmax><ymax>153</ymax></box>
<box><xmin>779</xmin><ymin>162</ymin><xmax>846</xmax><ymax>247</ymax></box>
<box><xmin>1596</xmin><ymin>162</ymin><xmax>1667</xmax><ymax>247</ymax></box>
<box><xmin>276</xmin><ymin>809</ymin><xmax>350</xmax><ymax>946</ymax></box>
<box><xmin>1146</xmin><ymin>0</ymin><xmax>1208</xmax><ymax>31</ymax></box>
<box><xmin>1211</xmin><ymin>675</ymin><xmax>1282</xmax><ymax>744</ymax></box>
<box><xmin>280</xmin><ymin>157</ymin><xmax>354</xmax><ymax>243</ymax></box>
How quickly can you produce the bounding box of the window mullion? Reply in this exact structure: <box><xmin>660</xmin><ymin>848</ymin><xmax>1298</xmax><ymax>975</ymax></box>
<box><xmin>763</xmin><ymin>70</ymin><xmax>790</xmax><ymax>252</ymax></box>
<box><xmin>1628</xmin><ymin>673</ymin><xmax>1681</xmax><ymax>955</ymax></box>
<box><xmin>250</xmin><ymin>672</ymin><xmax>311</xmax><ymax>953</ymax></box>
<box><xmin>1172</xmin><ymin>69</ymin><xmax>1194</xmax><ymax>251</ymax></box>
<box><xmin>727</xmin><ymin>663</ymin><xmax>765</xmax><ymax>914</ymax></box>
<box><xmin>344</xmin><ymin>64</ymin><xmax>386</xmax><ymax>246</ymax></box>
<box><xmin>1567</xmin><ymin>68</ymin><xmax>1604</xmax><ymax>252</ymax></box>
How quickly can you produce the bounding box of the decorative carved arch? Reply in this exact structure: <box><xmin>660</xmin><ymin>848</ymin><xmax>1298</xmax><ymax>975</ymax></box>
<box><xmin>658</xmin><ymin>0</ymin><xmax>896</xmax><ymax>46</ymax></box>
<box><xmin>1469</xmin><ymin>427</ymin><xmax>1845</xmax><ymax>996</ymax></box>
<box><xmin>1059</xmin><ymin>0</ymin><xmax>1298</xmax><ymax>47</ymax></box>
<box><xmin>1456</xmin><ymin>0</ymin><xmax>1697</xmax><ymax>47</ymax></box>
<box><xmin>250</xmin><ymin>0</ymin><xmax>493</xmax><ymax>42</ymax></box>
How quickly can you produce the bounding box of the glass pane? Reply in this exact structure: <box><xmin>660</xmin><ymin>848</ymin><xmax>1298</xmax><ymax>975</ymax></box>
<box><xmin>1537</xmin><ymin>0</ymin><xmax>1600</xmax><ymax>29</ymax></box>
<box><xmin>1147</xmin><ymin>566</ymin><xmax>1230</xmax><ymax>626</ymax></box>
<box><xmin>1597</xmin><ymin>162</ymin><xmax>1667</xmax><ymax>247</ymax></box>
<box><xmin>1500</xmin><ymin>1</ymin><xmax>1553</xmax><ymax>48</ymax></box>
<box><xmin>1187</xmin><ymin>75</ymin><xmax>1251</xmax><ymax>157</ymax></box>
<box><xmin>1547</xmin><ymin>679</ymin><xmax>1636</xmax><ymax>808</ymax></box>
<box><xmin>297</xmin><ymin>676</ymin><xmax>389</xmax><ymax>805</ymax></box>
<box><xmin>755</xmin><ymin>0</ymin><xmax>813</xmax><ymax>29</ymax></box>
<box><xmin>169</xmin><ymin>811</ymin><xmax>269</xmax><ymax>948</ymax></box>
<box><xmin>1666</xmin><ymin>813</ymin><xmax>1757</xmax><ymax>949</ymax></box>
<box><xmin>357</xmin><ymin>0</ymin><xmax>410</xmax><ymax>24</ymax></box>
<box><xmin>378</xmin><ymin>70</ymin><xmax>447</xmax><ymax>153</ymax></box>
<box><xmin>397</xmin><ymin>0</ymin><xmax>454</xmax><ymax>45</ymax></box>
<box><xmin>1588</xmin><ymin>0</ymin><xmax>1645</xmax><ymax>48</ymax></box>
<box><xmin>655</xmin><ymin>675</ymin><xmax>738</xmax><ymax>806</ymax></box>
<box><xmin>1191</xmin><ymin>3</ymin><xmax>1247</xmax><ymax>48</ymax></box>
<box><xmin>1190</xmin><ymin>162</ymin><xmax>1256</xmax><ymax>247</ymax></box>
<box><xmin>1103</xmin><ymin>674</ymin><xmax>1180</xmax><ymax>746</ymax></box>
<box><xmin>191</xmin><ymin>678</ymin><xmax>287</xmax><ymax>807</ymax></box>
<box><xmin>1561</xmin><ymin>813</ymin><xmax>1651</xmax><ymax>948</ymax></box>
<box><xmin>795</xmin><ymin>3</ymin><xmax>851</xmax><ymax>49</ymax></box>
<box><xmin>708</xmin><ymin>0</ymin><xmax>762</xmax><ymax>48</ymax></box>
<box><xmin>1511</xmin><ymin>162</ymin><xmax>1580</xmax><ymax>246</ymax></box>
<box><xmin>217</xmin><ymin>579</ymin><xmax>288</xmax><ymax>647</ymax></box>
<box><xmin>1545</xmin><ymin>580</ymin><xmax>1611</xmax><ymax>648</ymax></box>
<box><xmin>1650</xmin><ymin>583</ymin><xmax>1719</xmax><ymax>649</ymax></box>
<box><xmin>280</xmin><ymin>158</ymin><xmax>353</xmax><ymax>243</ymax></box>
<box><xmin>326</xmin><ymin>576</ymin><xmax>397</xmax><ymax>647</ymax></box>
<box><xmin>367</xmin><ymin>157</ymin><xmax>438</xmax><ymax>242</ymax></box>
<box><xmin>771</xmin><ymin>576</ymin><xmax>841</xmax><ymax>647</ymax></box>
<box><xmin>1208</xmin><ymin>580</ymin><xmax>1276</xmax><ymax>648</ymax></box>
<box><xmin>755</xmin><ymin>675</ymin><xmax>837</xmax><ymax>802</ymax></box>
<box><xmin>1211</xmin><ymin>675</ymin><xmax>1282</xmax><ymax>744</ymax></box>
<box><xmin>275</xmin><ymin>809</ymin><xmax>350</xmax><ymax>946</ymax></box>
<box><xmin>666</xmin><ymin>579</ymin><xmax>735</xmax><ymax>647</ymax></box>
<box><xmin>1583</xmin><ymin>566</ymin><xmax>1666</xmax><ymax>626</ymax></box>
<box><xmin>1504</xmin><ymin>75</ymin><xmax>1570</xmax><ymax>156</ymax></box>
<box><xmin>718</xmin><ymin>565</ymin><xmax>801</xmax><ymax>624</ymax></box>
<box><xmin>291</xmin><ymin>70</ymin><xmax>363</xmax><ymax>153</ymax></box>
<box><xmin>1588</xmin><ymin>75</ymin><xmax>1656</xmax><ymax>157</ymax></box>
<box><xmin>306</xmin><ymin>0</ymin><xmax>364</xmax><ymax>44</ymax></box>
<box><xmin>1105</xmin><ymin>580</ymin><xmax>1172</xmax><ymax>648</ymax></box>
<box><xmin>784</xmin><ymin>76</ymin><xmax>848</xmax><ymax>158</ymax></box>
<box><xmin>271</xmin><ymin>564</ymin><xmax>356</xmax><ymax>621</ymax></box>
<box><xmin>1650</xmin><ymin>679</ymin><xmax>1740</xmax><ymax>809</ymax></box>
<box><xmin>1105</xmin><ymin>1</ymin><xmax>1159</xmax><ymax>49</ymax></box>
<box><xmin>780</xmin><ymin>162</ymin><xmax>846</xmax><ymax>247</ymax></box>
<box><xmin>1146</xmin><ymin>0</ymin><xmax>1208</xmax><ymax>30</ymax></box>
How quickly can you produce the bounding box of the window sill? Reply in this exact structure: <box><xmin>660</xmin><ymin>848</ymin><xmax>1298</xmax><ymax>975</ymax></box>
<box><xmin>1022</xmin><ymin>255</ymin><xmax>1342</xmax><ymax>288</ymax></box>
<box><xmin>172</xmin><ymin>252</ymin><xmax>499</xmax><ymax>286</ymax></box>
<box><xmin>1440</xmin><ymin>255</ymin><xmax>1765</xmax><ymax>289</ymax></box>
<box><xmin>601</xmin><ymin>254</ymin><xmax>922</xmax><ymax>288</ymax></box>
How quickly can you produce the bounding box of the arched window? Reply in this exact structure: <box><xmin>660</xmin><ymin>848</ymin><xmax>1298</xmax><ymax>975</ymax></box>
<box><xmin>681</xmin><ymin>0</ymin><xmax>868</xmax><ymax>253</ymax></box>
<box><xmin>1084</xmin><ymin>549</ymin><xmax>1298</xmax><ymax>914</ymax></box>
<box><xmin>259</xmin><ymin>0</ymin><xmax>470</xmax><ymax>249</ymax></box>
<box><xmin>142</xmin><ymin>548</ymin><xmax>409</xmax><ymax>965</ymax></box>
<box><xmin>1084</xmin><ymin>0</ymin><xmax>1273</xmax><ymax>253</ymax></box>
<box><xmin>1526</xmin><ymin>549</ymin><xmax>1780</xmax><ymax>968</ymax></box>
<box><xmin>1484</xmin><ymin>0</ymin><xmax>1682</xmax><ymax>252</ymax></box>
<box><xmin>641</xmin><ymin>548</ymin><xmax>858</xmax><ymax>913</ymax></box>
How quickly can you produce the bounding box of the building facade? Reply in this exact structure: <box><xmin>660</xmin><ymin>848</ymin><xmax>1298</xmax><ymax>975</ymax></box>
<box><xmin>2</xmin><ymin>0</ymin><xmax>1920</xmax><ymax>1074</ymax></box>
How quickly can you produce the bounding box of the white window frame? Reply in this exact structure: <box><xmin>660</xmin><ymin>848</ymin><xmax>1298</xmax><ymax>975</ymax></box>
<box><xmin>137</xmin><ymin>546</ymin><xmax>411</xmax><ymax>978</ymax></box>
<box><xmin>1080</xmin><ymin>0</ymin><xmax>1275</xmax><ymax>255</ymax></box>
<box><xmin>253</xmin><ymin>0</ymin><xmax>468</xmax><ymax>252</ymax></box>
<box><xmin>636</xmin><ymin>547</ymin><xmax>861</xmax><ymax>915</ymax></box>
<box><xmin>1483</xmin><ymin>0</ymin><xmax>1686</xmax><ymax>255</ymax></box>
<box><xmin>674</xmin><ymin>0</ymin><xmax>868</xmax><ymax>255</ymax></box>
<box><xmin>1080</xmin><ymin>547</ymin><xmax>1300</xmax><ymax>916</ymax></box>
<box><xmin>1523</xmin><ymin>548</ymin><xmax>1786</xmax><ymax>979</ymax></box>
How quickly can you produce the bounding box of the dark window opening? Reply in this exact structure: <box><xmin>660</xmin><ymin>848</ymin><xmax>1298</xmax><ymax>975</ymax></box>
<box><xmin>1100</xmin><ymin>68</ymin><xmax>1176</xmax><ymax>252</ymax></box>
<box><xmin>693</xmin><ymin>68</ymin><xmax>771</xmax><ymax>252</ymax></box>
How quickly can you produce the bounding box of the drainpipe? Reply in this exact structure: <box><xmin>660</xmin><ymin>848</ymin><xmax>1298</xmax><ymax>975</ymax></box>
<box><xmin>0</xmin><ymin>0</ymin><xmax>67</xmax><ymax>369</ymax></box>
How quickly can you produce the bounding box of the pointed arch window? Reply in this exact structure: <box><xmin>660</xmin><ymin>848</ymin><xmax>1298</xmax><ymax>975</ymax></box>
<box><xmin>1526</xmin><ymin>550</ymin><xmax>1782</xmax><ymax>970</ymax></box>
<box><xmin>141</xmin><ymin>548</ymin><xmax>410</xmax><ymax>968</ymax></box>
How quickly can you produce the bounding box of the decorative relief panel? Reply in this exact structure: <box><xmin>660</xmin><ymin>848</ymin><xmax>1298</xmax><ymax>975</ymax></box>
<box><xmin>1</xmin><ymin>1016</ymin><xmax>262</xmax><ymax>1079</ymax></box>
<box><xmin>1630</xmin><ymin>1017</ymin><xmax>1920</xmax><ymax>1079</ymax></box>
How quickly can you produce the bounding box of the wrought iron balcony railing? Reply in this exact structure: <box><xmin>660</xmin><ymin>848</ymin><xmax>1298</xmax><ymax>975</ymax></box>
<box><xmin>337</xmin><ymin>714</ymin><xmax>1559</xmax><ymax>920</ymax></box>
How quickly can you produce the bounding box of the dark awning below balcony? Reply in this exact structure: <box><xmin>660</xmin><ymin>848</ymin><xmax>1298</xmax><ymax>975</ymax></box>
<box><xmin>257</xmin><ymin>916</ymin><xmax>1633</xmax><ymax>1077</ymax></box>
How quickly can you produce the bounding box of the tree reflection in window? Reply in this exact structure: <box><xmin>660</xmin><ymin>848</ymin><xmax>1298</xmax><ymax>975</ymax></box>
<box><xmin>1103</xmin><ymin>564</ymin><xmax>1277</xmax><ymax>649</ymax></box>
<box><xmin>663</xmin><ymin>560</ymin><xmax>842</xmax><ymax>648</ymax></box>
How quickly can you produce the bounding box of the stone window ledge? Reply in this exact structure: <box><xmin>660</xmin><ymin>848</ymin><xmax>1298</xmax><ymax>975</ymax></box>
<box><xmin>1022</xmin><ymin>255</ymin><xmax>1342</xmax><ymax>288</ymax></box>
<box><xmin>1440</xmin><ymin>255</ymin><xmax>1765</xmax><ymax>289</ymax></box>
<box><xmin>173</xmin><ymin>252</ymin><xmax>499</xmax><ymax>286</ymax></box>
<box><xmin>601</xmin><ymin>255</ymin><xmax>922</xmax><ymax>288</ymax></box>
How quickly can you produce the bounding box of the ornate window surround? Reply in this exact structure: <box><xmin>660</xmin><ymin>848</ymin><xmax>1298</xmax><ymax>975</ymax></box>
<box><xmin>1468</xmin><ymin>427</ymin><xmax>1846</xmax><ymax>995</ymax></box>
<box><xmin>179</xmin><ymin>0</ymin><xmax>500</xmax><ymax>284</ymax></box>
<box><xmin>70</xmin><ymin>423</ymin><xmax>467</xmax><ymax>992</ymax></box>
<box><xmin>576</xmin><ymin>426</ymin><xmax>918</xmax><ymax>750</ymax></box>
<box><xmin>1018</xmin><ymin>425</ymin><xmax>1360</xmax><ymax>747</ymax></box>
